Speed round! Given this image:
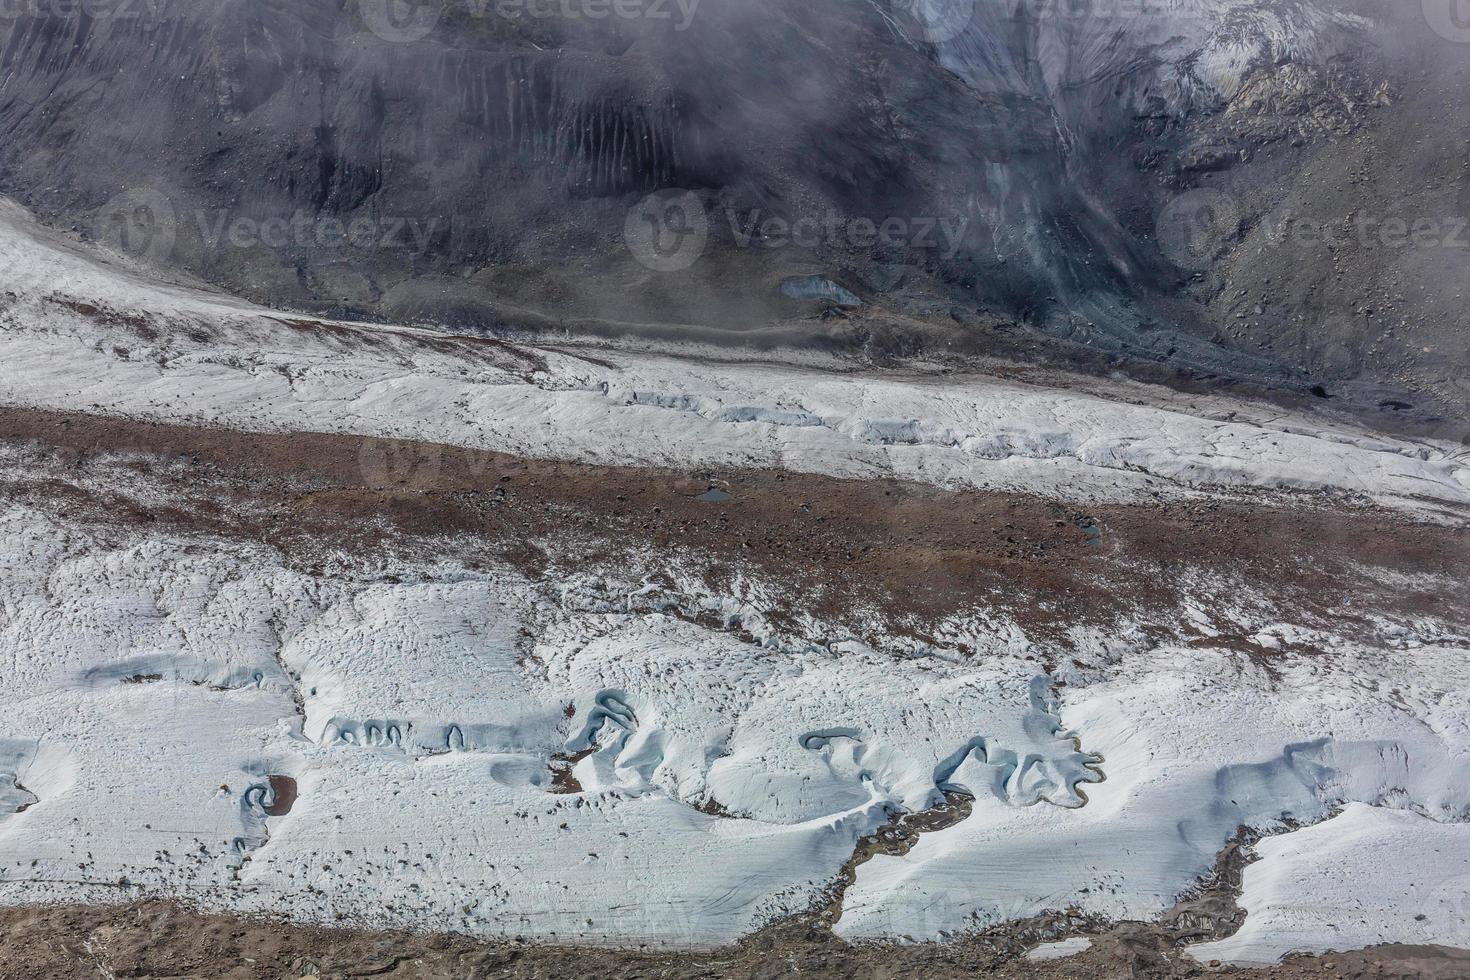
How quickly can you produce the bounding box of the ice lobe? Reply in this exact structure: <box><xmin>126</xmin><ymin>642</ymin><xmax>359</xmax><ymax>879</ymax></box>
<box><xmin>1188</xmin><ymin>804</ymin><xmax>1470</xmax><ymax>965</ymax></box>
<box><xmin>837</xmin><ymin>646</ymin><xmax>1470</xmax><ymax>946</ymax></box>
<box><xmin>545</xmin><ymin>620</ymin><xmax>1102</xmax><ymax>823</ymax></box>
<box><xmin>0</xmin><ymin>741</ymin><xmax>40</xmax><ymax>815</ymax></box>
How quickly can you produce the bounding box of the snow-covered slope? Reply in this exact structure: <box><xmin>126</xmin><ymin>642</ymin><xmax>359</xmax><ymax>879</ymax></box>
<box><xmin>1188</xmin><ymin>804</ymin><xmax>1470</xmax><ymax>965</ymax></box>
<box><xmin>0</xmin><ymin>484</ymin><xmax>1466</xmax><ymax>958</ymax></box>
<box><xmin>1</xmin><ymin>195</ymin><xmax>1468</xmax><ymax>965</ymax></box>
<box><xmin>0</xmin><ymin>504</ymin><xmax>1092</xmax><ymax>943</ymax></box>
<box><xmin>1</xmin><ymin>200</ymin><xmax>1465</xmax><ymax>518</ymax></box>
<box><xmin>837</xmin><ymin>645</ymin><xmax>1470</xmax><ymax>942</ymax></box>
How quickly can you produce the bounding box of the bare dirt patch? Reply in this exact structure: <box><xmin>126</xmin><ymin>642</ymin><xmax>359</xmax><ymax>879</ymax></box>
<box><xmin>0</xmin><ymin>407</ymin><xmax>1464</xmax><ymax>660</ymax></box>
<box><xmin>2</xmin><ymin>900</ymin><xmax>1468</xmax><ymax>979</ymax></box>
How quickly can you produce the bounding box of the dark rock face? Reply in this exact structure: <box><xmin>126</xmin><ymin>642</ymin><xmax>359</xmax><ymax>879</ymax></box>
<box><xmin>0</xmin><ymin>0</ymin><xmax>1464</xmax><ymax>433</ymax></box>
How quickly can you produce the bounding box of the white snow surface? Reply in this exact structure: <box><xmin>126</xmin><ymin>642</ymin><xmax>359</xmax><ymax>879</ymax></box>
<box><xmin>1188</xmin><ymin>803</ymin><xmax>1470</xmax><ymax>965</ymax></box>
<box><xmin>0</xmin><ymin>502</ymin><xmax>1467</xmax><ymax>959</ymax></box>
<box><xmin>1</xmin><ymin>199</ymin><xmax>1467</xmax><ymax>517</ymax></box>
<box><xmin>836</xmin><ymin>642</ymin><xmax>1470</xmax><ymax>944</ymax></box>
<box><xmin>0</xmin><ymin>505</ymin><xmax>1097</xmax><ymax>945</ymax></box>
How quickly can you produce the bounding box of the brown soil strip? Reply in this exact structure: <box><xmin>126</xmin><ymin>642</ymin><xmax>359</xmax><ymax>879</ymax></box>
<box><xmin>0</xmin><ymin>407</ymin><xmax>1464</xmax><ymax>658</ymax></box>
<box><xmin>2</xmin><ymin>899</ymin><xmax>1467</xmax><ymax>979</ymax></box>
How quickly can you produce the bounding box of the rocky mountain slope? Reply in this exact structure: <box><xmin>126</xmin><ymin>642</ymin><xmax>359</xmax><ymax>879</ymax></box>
<box><xmin>0</xmin><ymin>0</ymin><xmax>1463</xmax><ymax>435</ymax></box>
